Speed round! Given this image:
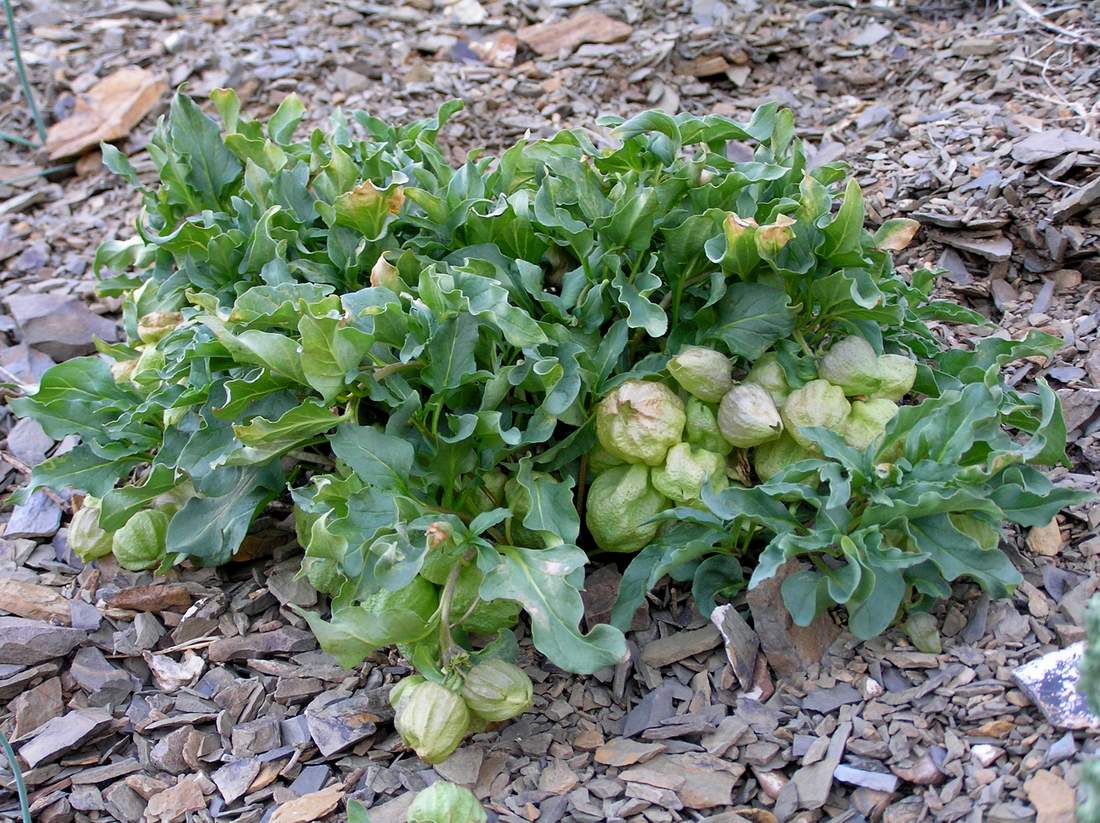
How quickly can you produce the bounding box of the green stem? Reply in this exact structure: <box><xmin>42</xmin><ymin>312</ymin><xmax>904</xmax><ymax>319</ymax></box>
<box><xmin>438</xmin><ymin>547</ymin><xmax>474</xmax><ymax>666</ymax></box>
<box><xmin>793</xmin><ymin>328</ymin><xmax>814</xmax><ymax>358</ymax></box>
<box><xmin>0</xmin><ymin>729</ymin><xmax>31</xmax><ymax>823</ymax></box>
<box><xmin>3</xmin><ymin>0</ymin><xmax>46</xmax><ymax>145</ymax></box>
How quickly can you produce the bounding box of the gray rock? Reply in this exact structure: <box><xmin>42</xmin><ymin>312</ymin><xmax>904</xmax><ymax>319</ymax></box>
<box><xmin>802</xmin><ymin>683</ymin><xmax>862</xmax><ymax>714</ymax></box>
<box><xmin>0</xmin><ymin>343</ymin><xmax>55</xmax><ymax>385</ymax></box>
<box><xmin>621</xmin><ymin>681</ymin><xmax>676</xmax><ymax>738</ymax></box>
<box><xmin>232</xmin><ymin>716</ymin><xmax>281</xmax><ymax>756</ymax></box>
<box><xmin>833</xmin><ymin>763</ymin><xmax>899</xmax><ymax>793</ymax></box>
<box><xmin>70</xmin><ymin>758</ymin><xmax>143</xmax><ymax>785</ymax></box>
<box><xmin>212</xmin><ymin>757</ymin><xmax>263</xmax><ymax>804</ymax></box>
<box><xmin>207</xmin><ymin>627</ymin><xmax>316</xmax><ymax>663</ymax></box>
<box><xmin>289</xmin><ymin>764</ymin><xmax>331</xmax><ymax>796</ymax></box>
<box><xmin>5</xmin><ymin>293</ymin><xmax>118</xmax><ymax>360</ymax></box>
<box><xmin>777</xmin><ymin>721</ymin><xmax>851</xmax><ymax>816</ymax></box>
<box><xmin>70</xmin><ymin>646</ymin><xmax>134</xmax><ymax>707</ymax></box>
<box><xmin>305</xmin><ymin>688</ymin><xmax>392</xmax><ymax>757</ymax></box>
<box><xmin>7</xmin><ymin>416</ymin><xmax>54</xmax><ymax>466</ymax></box>
<box><xmin>68</xmin><ymin>599</ymin><xmax>103</xmax><ymax>631</ymax></box>
<box><xmin>69</xmin><ymin>784</ymin><xmax>106</xmax><ymax>812</ymax></box>
<box><xmin>1012</xmin><ymin>129</ymin><xmax>1100</xmax><ymax>164</ymax></box>
<box><xmin>103</xmin><ymin>781</ymin><xmax>147</xmax><ymax>823</ymax></box>
<box><xmin>4</xmin><ymin>490</ymin><xmax>62</xmax><ymax>539</ymax></box>
<box><xmin>1052</xmin><ymin>173</ymin><xmax>1100</xmax><ymax>222</ymax></box>
<box><xmin>746</xmin><ymin>560</ymin><xmax>838</xmax><ymax>679</ymax></box>
<box><xmin>0</xmin><ymin>617</ymin><xmax>84</xmax><ymax>664</ymax></box>
<box><xmin>1012</xmin><ymin>642</ymin><xmax>1098</xmax><ymax>730</ymax></box>
<box><xmin>1043</xmin><ymin>731</ymin><xmax>1077</xmax><ymax>766</ymax></box>
<box><xmin>265</xmin><ymin>567</ymin><xmax>318</xmax><ymax>608</ymax></box>
<box><xmin>710</xmin><ymin>603</ymin><xmax>758</xmax><ymax>690</ymax></box>
<box><xmin>18</xmin><ymin>708</ymin><xmax>113</xmax><ymax>768</ymax></box>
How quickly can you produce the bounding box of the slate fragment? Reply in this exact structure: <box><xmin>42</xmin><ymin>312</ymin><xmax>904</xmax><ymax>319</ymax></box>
<box><xmin>6</xmin><ymin>293</ymin><xmax>118</xmax><ymax>360</ymax></box>
<box><xmin>18</xmin><ymin>708</ymin><xmax>114</xmax><ymax>768</ymax></box>
<box><xmin>0</xmin><ymin>617</ymin><xmax>84</xmax><ymax>664</ymax></box>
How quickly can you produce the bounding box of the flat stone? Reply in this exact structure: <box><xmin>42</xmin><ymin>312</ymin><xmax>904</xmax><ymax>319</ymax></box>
<box><xmin>621</xmin><ymin>681</ymin><xmax>676</xmax><ymax>737</ymax></box>
<box><xmin>6</xmin><ymin>293</ymin><xmax>118</xmax><ymax>360</ymax></box>
<box><xmin>305</xmin><ymin>687</ymin><xmax>392</xmax><ymax>757</ymax></box>
<box><xmin>1057</xmin><ymin>387</ymin><xmax>1100</xmax><ymax>432</ymax></box>
<box><xmin>4</xmin><ymin>490</ymin><xmax>62</xmax><ymax>539</ymax></box>
<box><xmin>107</xmin><ymin>584</ymin><xmax>193</xmax><ymax>612</ymax></box>
<box><xmin>212</xmin><ymin>757</ymin><xmax>262</xmax><ymax>804</ymax></box>
<box><xmin>207</xmin><ymin>627</ymin><xmax>316</xmax><ymax>662</ymax></box>
<box><xmin>0</xmin><ymin>617</ymin><xmax>84</xmax><ymax>665</ymax></box>
<box><xmin>1012</xmin><ymin>642</ymin><xmax>1099</xmax><ymax>729</ymax></box>
<box><xmin>232</xmin><ymin>716</ymin><xmax>281</xmax><ymax>756</ymax></box>
<box><xmin>434</xmin><ymin>746</ymin><xmax>483</xmax><ymax>786</ymax></box>
<box><xmin>517</xmin><ymin>10</ymin><xmax>632</xmax><ymax>56</ymax></box>
<box><xmin>1052</xmin><ymin>174</ymin><xmax>1100</xmax><ymax>222</ymax></box>
<box><xmin>746</xmin><ymin>560</ymin><xmax>838</xmax><ymax>679</ymax></box>
<box><xmin>266</xmin><ymin>567</ymin><xmax>318</xmax><ymax>608</ymax></box>
<box><xmin>595</xmin><ymin>738</ymin><xmax>667</xmax><ymax>767</ymax></box>
<box><xmin>288</xmin><ymin>764</ymin><xmax>330</xmax><ymax>797</ymax></box>
<box><xmin>7</xmin><ymin>416</ymin><xmax>54</xmax><ymax>466</ymax></box>
<box><xmin>18</xmin><ymin>708</ymin><xmax>113</xmax><ymax>768</ymax></box>
<box><xmin>833</xmin><ymin>764</ymin><xmax>899</xmax><ymax>793</ymax></box>
<box><xmin>1024</xmin><ymin>769</ymin><xmax>1076</xmax><ymax>823</ymax></box>
<box><xmin>0</xmin><ymin>343</ymin><xmax>54</xmax><ymax>385</ymax></box>
<box><xmin>270</xmin><ymin>784</ymin><xmax>345</xmax><ymax>823</ymax></box>
<box><xmin>103</xmin><ymin>782</ymin><xmax>146</xmax><ymax>823</ymax></box>
<box><xmin>711</xmin><ymin>604</ymin><xmax>759</xmax><ymax>690</ymax></box>
<box><xmin>802</xmin><ymin>683</ymin><xmax>862</xmax><ymax>714</ymax></box>
<box><xmin>1012</xmin><ymin>130</ymin><xmax>1100</xmax><ymax>164</ymax></box>
<box><xmin>70</xmin><ymin>784</ymin><xmax>106</xmax><ymax>812</ymax></box>
<box><xmin>71</xmin><ymin>646</ymin><xmax>133</xmax><ymax>707</ymax></box>
<box><xmin>702</xmin><ymin>716</ymin><xmax>750</xmax><ymax>757</ymax></box>
<box><xmin>930</xmin><ymin>231</ymin><xmax>1014</xmax><ymax>262</ymax></box>
<box><xmin>70</xmin><ymin>758</ymin><xmax>143</xmax><ymax>785</ymax></box>
<box><xmin>0</xmin><ymin>578</ymin><xmax>71</xmax><ymax>623</ymax></box>
<box><xmin>641</xmin><ymin>624</ymin><xmax>722</xmax><ymax>668</ymax></box>
<box><xmin>777</xmin><ymin>721</ymin><xmax>851</xmax><ymax>815</ymax></box>
<box><xmin>146</xmin><ymin>775</ymin><xmax>207</xmax><ymax>823</ymax></box>
<box><xmin>11</xmin><ymin>676</ymin><xmax>62</xmax><ymax>737</ymax></box>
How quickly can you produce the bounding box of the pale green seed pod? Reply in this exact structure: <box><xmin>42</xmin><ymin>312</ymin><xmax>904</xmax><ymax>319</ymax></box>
<box><xmin>873</xmin><ymin>354</ymin><xmax>917</xmax><ymax>402</ymax></box>
<box><xmin>717</xmin><ymin>383</ymin><xmax>783</xmax><ymax>448</ymax></box>
<box><xmin>753</xmin><ymin>434</ymin><xmax>816</xmax><ymax>482</ymax></box>
<box><xmin>407</xmin><ymin>781</ymin><xmax>487</xmax><ymax>823</ymax></box>
<box><xmin>595</xmin><ymin>381</ymin><xmax>686</xmax><ymax>466</ymax></box>
<box><xmin>839</xmin><ymin>398</ymin><xmax>899</xmax><ymax>450</ymax></box>
<box><xmin>461</xmin><ymin>660</ymin><xmax>532</xmax><ymax>722</ymax></box>
<box><xmin>112</xmin><ymin>509</ymin><xmax>169</xmax><ymax>571</ymax></box>
<box><xmin>69</xmin><ymin>497</ymin><xmax>114</xmax><ymax>561</ymax></box>
<box><xmin>818</xmin><ymin>336</ymin><xmax>881</xmax><ymax>396</ymax></box>
<box><xmin>137</xmin><ymin>311</ymin><xmax>183</xmax><ymax>345</ymax></box>
<box><xmin>667</xmin><ymin>346</ymin><xmax>734</xmax><ymax>404</ymax></box>
<box><xmin>585</xmin><ymin>464</ymin><xmax>668</xmax><ymax>553</ymax></box>
<box><xmin>745</xmin><ymin>352</ymin><xmax>790</xmax><ymax>406</ymax></box>
<box><xmin>394</xmin><ymin>681</ymin><xmax>471</xmax><ymax>765</ymax></box>
<box><xmin>651</xmin><ymin>443</ymin><xmax>727</xmax><ymax>505</ymax></box>
<box><xmin>781</xmin><ymin>379</ymin><xmax>851</xmax><ymax>449</ymax></box>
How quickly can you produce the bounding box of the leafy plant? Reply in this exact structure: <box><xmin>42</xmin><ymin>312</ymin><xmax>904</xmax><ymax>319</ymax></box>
<box><xmin>10</xmin><ymin>90</ymin><xmax>1086</xmax><ymax>703</ymax></box>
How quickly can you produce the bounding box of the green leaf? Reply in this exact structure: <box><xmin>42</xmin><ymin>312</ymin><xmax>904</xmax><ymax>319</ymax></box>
<box><xmin>168</xmin><ymin>91</ymin><xmax>242</xmax><ymax>205</ymax></box>
<box><xmin>424</xmin><ymin>313</ymin><xmax>479</xmax><ymax>392</ymax></box>
<box><xmin>346</xmin><ymin>799</ymin><xmax>371</xmax><ymax>823</ymax></box>
<box><xmin>516</xmin><ymin>458</ymin><xmax>579</xmax><ymax>544</ymax></box>
<box><xmin>226</xmin><ymin>399</ymin><xmax>348</xmax><ymax>465</ymax></box>
<box><xmin>298</xmin><ymin>309</ymin><xmax>371</xmax><ymax>402</ymax></box>
<box><xmin>820</xmin><ymin>178</ymin><xmax>865</xmax><ymax>259</ymax></box>
<box><xmin>706</xmin><ymin>282</ymin><xmax>794</xmax><ymax>360</ymax></box>
<box><xmin>330</xmin><ymin>423</ymin><xmax>414</xmax><ymax>491</ymax></box>
<box><xmin>906</xmin><ymin>513</ymin><xmax>1022</xmax><ymax>597</ymax></box>
<box><xmin>100</xmin><ymin>464</ymin><xmax>181</xmax><ymax>530</ymax></box>
<box><xmin>19</xmin><ymin>444</ymin><xmax>142</xmax><ymax>499</ymax></box>
<box><xmin>479</xmin><ymin>544</ymin><xmax>627</xmax><ymax>674</ymax></box>
<box><xmin>296</xmin><ymin>604</ymin><xmax>432</xmax><ymax>669</ymax></box>
<box><xmin>267</xmin><ymin>93</ymin><xmax>305</xmax><ymax>144</ymax></box>
<box><xmin>167</xmin><ymin>461</ymin><xmax>286</xmax><ymax>564</ymax></box>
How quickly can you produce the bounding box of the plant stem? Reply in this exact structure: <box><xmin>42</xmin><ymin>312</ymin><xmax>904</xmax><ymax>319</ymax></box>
<box><xmin>793</xmin><ymin>328</ymin><xmax>814</xmax><ymax>358</ymax></box>
<box><xmin>437</xmin><ymin>547</ymin><xmax>474</xmax><ymax>666</ymax></box>
<box><xmin>2</xmin><ymin>0</ymin><xmax>47</xmax><ymax>145</ymax></box>
<box><xmin>0</xmin><ymin>729</ymin><xmax>30</xmax><ymax>823</ymax></box>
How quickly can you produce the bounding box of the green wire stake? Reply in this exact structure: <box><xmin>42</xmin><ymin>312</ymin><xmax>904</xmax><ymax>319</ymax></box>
<box><xmin>0</xmin><ymin>729</ymin><xmax>31</xmax><ymax>823</ymax></box>
<box><xmin>1</xmin><ymin>0</ymin><xmax>47</xmax><ymax>146</ymax></box>
<box><xmin>0</xmin><ymin>162</ymin><xmax>74</xmax><ymax>186</ymax></box>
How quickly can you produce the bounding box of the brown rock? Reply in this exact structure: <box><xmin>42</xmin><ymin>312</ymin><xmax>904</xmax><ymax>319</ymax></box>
<box><xmin>1025</xmin><ymin>770</ymin><xmax>1075</xmax><ymax>823</ymax></box>
<box><xmin>595</xmin><ymin>738</ymin><xmax>666</xmax><ymax>767</ymax></box>
<box><xmin>18</xmin><ymin>708</ymin><xmax>114</xmax><ymax>768</ymax></box>
<box><xmin>145</xmin><ymin>775</ymin><xmax>207</xmax><ymax>823</ymax></box>
<box><xmin>1027</xmin><ymin>519</ymin><xmax>1063</xmax><ymax>556</ymax></box>
<box><xmin>5</xmin><ymin>294</ymin><xmax>118</xmax><ymax>361</ymax></box>
<box><xmin>0</xmin><ymin>579</ymin><xmax>71</xmax><ymax>623</ymax></box>
<box><xmin>11</xmin><ymin>676</ymin><xmax>63</xmax><ymax>737</ymax></box>
<box><xmin>107</xmin><ymin>584</ymin><xmax>193</xmax><ymax>612</ymax></box>
<box><xmin>641</xmin><ymin>624</ymin><xmax>722</xmax><ymax>668</ymax></box>
<box><xmin>207</xmin><ymin>627</ymin><xmax>315</xmax><ymax>663</ymax></box>
<box><xmin>45</xmin><ymin>67</ymin><xmax>167</xmax><ymax>159</ymax></box>
<box><xmin>270</xmin><ymin>784</ymin><xmax>345</xmax><ymax>823</ymax></box>
<box><xmin>746</xmin><ymin>561</ymin><xmax>838</xmax><ymax>679</ymax></box>
<box><xmin>517</xmin><ymin>11</ymin><xmax>631</xmax><ymax>57</ymax></box>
